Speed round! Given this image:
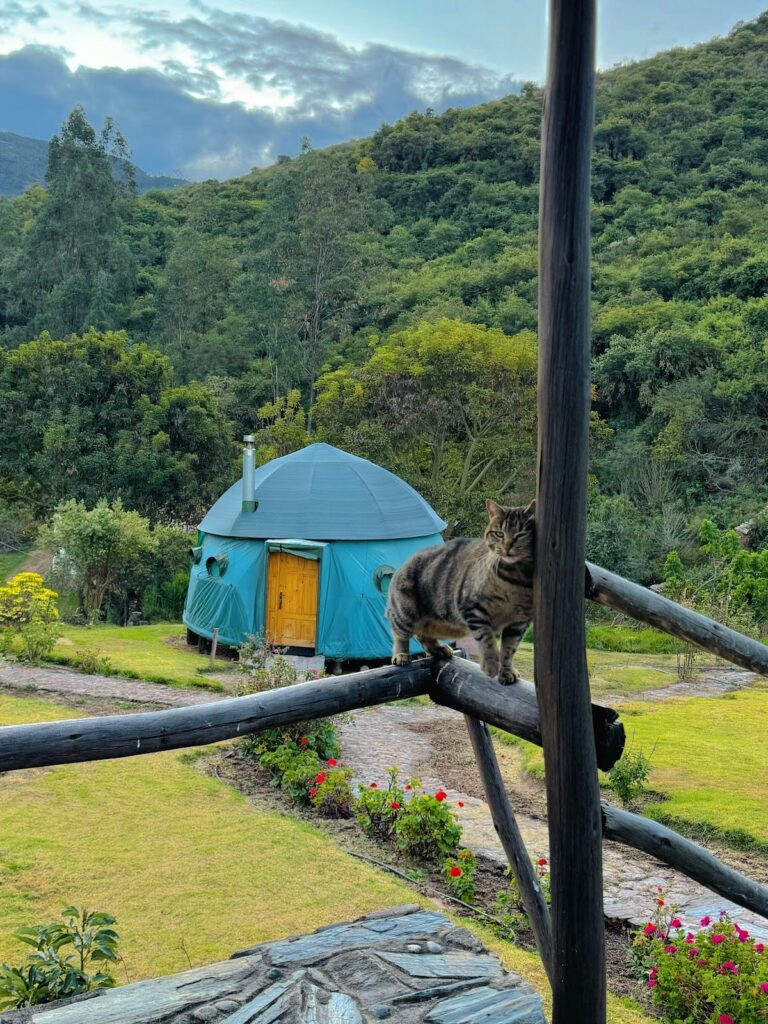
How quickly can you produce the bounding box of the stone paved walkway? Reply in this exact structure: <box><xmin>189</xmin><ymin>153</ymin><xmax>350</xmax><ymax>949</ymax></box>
<box><xmin>0</xmin><ymin>662</ymin><xmax>226</xmax><ymax>706</ymax></box>
<box><xmin>340</xmin><ymin>703</ymin><xmax>768</xmax><ymax>939</ymax></box>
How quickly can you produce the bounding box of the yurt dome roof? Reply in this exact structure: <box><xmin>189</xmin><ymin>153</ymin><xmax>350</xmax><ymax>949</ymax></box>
<box><xmin>198</xmin><ymin>443</ymin><xmax>446</xmax><ymax>541</ymax></box>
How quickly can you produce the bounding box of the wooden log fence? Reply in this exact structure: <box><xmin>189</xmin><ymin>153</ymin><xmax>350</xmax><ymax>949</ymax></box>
<box><xmin>587</xmin><ymin>561</ymin><xmax>768</xmax><ymax>676</ymax></box>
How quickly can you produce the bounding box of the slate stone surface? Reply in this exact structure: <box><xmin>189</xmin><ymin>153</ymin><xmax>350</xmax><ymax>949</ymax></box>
<box><xmin>16</xmin><ymin>906</ymin><xmax>544</xmax><ymax>1023</ymax></box>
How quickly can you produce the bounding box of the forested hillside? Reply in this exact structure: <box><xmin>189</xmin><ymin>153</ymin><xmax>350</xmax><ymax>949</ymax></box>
<box><xmin>2</xmin><ymin>15</ymin><xmax>768</xmax><ymax>583</ymax></box>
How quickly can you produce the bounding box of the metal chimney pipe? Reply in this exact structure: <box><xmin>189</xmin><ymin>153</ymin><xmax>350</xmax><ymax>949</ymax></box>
<box><xmin>242</xmin><ymin>435</ymin><xmax>256</xmax><ymax>513</ymax></box>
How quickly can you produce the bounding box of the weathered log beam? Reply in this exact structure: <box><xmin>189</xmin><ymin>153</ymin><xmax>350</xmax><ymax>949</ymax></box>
<box><xmin>464</xmin><ymin>715</ymin><xmax>554</xmax><ymax>981</ymax></box>
<box><xmin>602</xmin><ymin>804</ymin><xmax>768</xmax><ymax>921</ymax></box>
<box><xmin>587</xmin><ymin>562</ymin><xmax>768</xmax><ymax>676</ymax></box>
<box><xmin>0</xmin><ymin>657</ymin><xmax>625</xmax><ymax>775</ymax></box>
<box><xmin>431</xmin><ymin>657</ymin><xmax>625</xmax><ymax>772</ymax></box>
<box><xmin>0</xmin><ymin>663</ymin><xmax>432</xmax><ymax>773</ymax></box>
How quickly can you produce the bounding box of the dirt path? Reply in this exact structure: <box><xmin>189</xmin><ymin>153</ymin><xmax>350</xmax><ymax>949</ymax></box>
<box><xmin>0</xmin><ymin>661</ymin><xmax>226</xmax><ymax>706</ymax></box>
<box><xmin>10</xmin><ymin>549</ymin><xmax>52</xmax><ymax>579</ymax></box>
<box><xmin>340</xmin><ymin>702</ymin><xmax>768</xmax><ymax>939</ymax></box>
<box><xmin>611</xmin><ymin>666</ymin><xmax>762</xmax><ymax>703</ymax></box>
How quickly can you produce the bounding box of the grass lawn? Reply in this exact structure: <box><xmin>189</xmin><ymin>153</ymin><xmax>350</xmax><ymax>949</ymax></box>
<box><xmin>620</xmin><ymin>690</ymin><xmax>768</xmax><ymax>847</ymax></box>
<box><xmin>0</xmin><ymin>549</ymin><xmax>29</xmax><ymax>581</ymax></box>
<box><xmin>500</xmin><ymin>688</ymin><xmax>768</xmax><ymax>848</ymax></box>
<box><xmin>0</xmin><ymin>693</ymin><xmax>428</xmax><ymax>981</ymax></box>
<box><xmin>51</xmin><ymin>624</ymin><xmax>228</xmax><ymax>690</ymax></box>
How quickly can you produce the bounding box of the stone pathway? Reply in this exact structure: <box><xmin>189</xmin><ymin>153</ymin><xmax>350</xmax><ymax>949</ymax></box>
<box><xmin>340</xmin><ymin>703</ymin><xmax>768</xmax><ymax>939</ymax></box>
<box><xmin>0</xmin><ymin>662</ymin><xmax>226</xmax><ymax>707</ymax></box>
<box><xmin>611</xmin><ymin>666</ymin><xmax>762</xmax><ymax>703</ymax></box>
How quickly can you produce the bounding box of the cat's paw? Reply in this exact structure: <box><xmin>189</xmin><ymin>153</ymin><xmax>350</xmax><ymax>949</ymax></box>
<box><xmin>433</xmin><ymin>644</ymin><xmax>454</xmax><ymax>661</ymax></box>
<box><xmin>497</xmin><ymin>667</ymin><xmax>520</xmax><ymax>686</ymax></box>
<box><xmin>392</xmin><ymin>653</ymin><xmax>412</xmax><ymax>667</ymax></box>
<box><xmin>481</xmin><ymin>658</ymin><xmax>500</xmax><ymax>679</ymax></box>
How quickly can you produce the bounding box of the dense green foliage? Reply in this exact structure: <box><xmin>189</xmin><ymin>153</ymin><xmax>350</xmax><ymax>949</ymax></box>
<box><xmin>1</xmin><ymin>17</ymin><xmax>768</xmax><ymax>578</ymax></box>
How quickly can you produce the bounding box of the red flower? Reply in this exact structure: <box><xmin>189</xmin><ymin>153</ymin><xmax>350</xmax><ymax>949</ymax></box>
<box><xmin>718</xmin><ymin>1015</ymin><xmax>735</xmax><ymax>1024</ymax></box>
<box><xmin>657</xmin><ymin>898</ymin><xmax>665</xmax><ymax>906</ymax></box>
<box><xmin>711</xmin><ymin>934</ymin><xmax>725</xmax><ymax>945</ymax></box>
<box><xmin>315</xmin><ymin>772</ymin><xmax>326</xmax><ymax>784</ymax></box>
<box><xmin>449</xmin><ymin>866</ymin><xmax>463</xmax><ymax>878</ymax></box>
<box><xmin>405</xmin><ymin>784</ymin><xmax>412</xmax><ymax>791</ymax></box>
<box><xmin>700</xmin><ymin>916</ymin><xmax>711</xmax><ymax>926</ymax></box>
<box><xmin>537</xmin><ymin>858</ymin><xmax>548</xmax><ymax>867</ymax></box>
<box><xmin>327</xmin><ymin>758</ymin><xmax>338</xmax><ymax>766</ymax></box>
<box><xmin>759</xmin><ymin>982</ymin><xmax>768</xmax><ymax>994</ymax></box>
<box><xmin>643</xmin><ymin>923</ymin><xmax>657</xmax><ymax>937</ymax></box>
<box><xmin>663</xmin><ymin>945</ymin><xmax>677</xmax><ymax>955</ymax></box>
<box><xmin>688</xmin><ymin>949</ymin><xmax>699</xmax><ymax>959</ymax></box>
<box><xmin>370</xmin><ymin>782</ymin><xmax>378</xmax><ymax>789</ymax></box>
<box><xmin>755</xmin><ymin>943</ymin><xmax>765</xmax><ymax>953</ymax></box>
<box><xmin>435</xmin><ymin>789</ymin><xmax>447</xmax><ymax>802</ymax></box>
<box><xmin>390</xmin><ymin>802</ymin><xmax>401</xmax><ymax>810</ymax></box>
<box><xmin>670</xmin><ymin>918</ymin><xmax>682</xmax><ymax>929</ymax></box>
<box><xmin>300</xmin><ymin>737</ymin><xmax>308</xmax><ymax>745</ymax></box>
<box><xmin>309</xmin><ymin>787</ymin><xmax>317</xmax><ymax>796</ymax></box>
<box><xmin>458</xmin><ymin>801</ymin><xmax>464</xmax><ymax>808</ymax></box>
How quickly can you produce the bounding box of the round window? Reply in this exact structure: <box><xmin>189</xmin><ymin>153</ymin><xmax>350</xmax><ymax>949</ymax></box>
<box><xmin>206</xmin><ymin>553</ymin><xmax>229</xmax><ymax>577</ymax></box>
<box><xmin>372</xmin><ymin>564</ymin><xmax>396</xmax><ymax>594</ymax></box>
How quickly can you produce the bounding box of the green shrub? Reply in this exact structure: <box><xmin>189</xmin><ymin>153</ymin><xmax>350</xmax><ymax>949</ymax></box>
<box><xmin>609</xmin><ymin>749</ymin><xmax>653</xmax><ymax>806</ymax></box>
<box><xmin>0</xmin><ymin>907</ymin><xmax>120</xmax><ymax>1010</ymax></box>
<box><xmin>393</xmin><ymin>782</ymin><xmax>462</xmax><ymax>861</ymax></box>
<box><xmin>631</xmin><ymin>890</ymin><xmax>768</xmax><ymax>1023</ymax></box>
<box><xmin>443</xmin><ymin>848</ymin><xmax>477</xmax><ymax>903</ymax></box>
<box><xmin>71</xmin><ymin>648</ymin><xmax>114</xmax><ymax>675</ymax></box>
<box><xmin>258</xmin><ymin>744</ymin><xmax>323</xmax><ymax>804</ymax></box>
<box><xmin>354</xmin><ymin>767</ymin><xmax>407</xmax><ymax>841</ymax></box>
<box><xmin>586</xmin><ymin>625</ymin><xmax>676</xmax><ymax>654</ymax></box>
<box><xmin>309</xmin><ymin>761</ymin><xmax>354</xmax><ymax>818</ymax></box>
<box><xmin>492</xmin><ymin>857</ymin><xmax>551</xmax><ymax>941</ymax></box>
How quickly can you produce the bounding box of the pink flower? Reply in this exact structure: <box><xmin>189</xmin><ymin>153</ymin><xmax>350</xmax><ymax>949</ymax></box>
<box><xmin>309</xmin><ymin>787</ymin><xmax>317</xmax><ymax>796</ymax></box>
<box><xmin>718</xmin><ymin>1015</ymin><xmax>735</xmax><ymax>1024</ymax></box>
<box><xmin>759</xmin><ymin>982</ymin><xmax>768</xmax><ymax>994</ymax></box>
<box><xmin>720</xmin><ymin>961</ymin><xmax>739</xmax><ymax>975</ymax></box>
<box><xmin>670</xmin><ymin>918</ymin><xmax>682</xmax><ymax>929</ymax></box>
<box><xmin>755</xmin><ymin>943</ymin><xmax>765</xmax><ymax>953</ymax></box>
<box><xmin>688</xmin><ymin>949</ymin><xmax>699</xmax><ymax>959</ymax></box>
<box><xmin>647</xmin><ymin>979</ymin><xmax>658</xmax><ymax>988</ymax></box>
<box><xmin>711</xmin><ymin>934</ymin><xmax>725</xmax><ymax>945</ymax></box>
<box><xmin>734</xmin><ymin>925</ymin><xmax>749</xmax><ymax>942</ymax></box>
<box><xmin>663</xmin><ymin>945</ymin><xmax>677</xmax><ymax>955</ymax></box>
<box><xmin>700</xmin><ymin>916</ymin><xmax>711</xmax><ymax>926</ymax></box>
<box><xmin>649</xmin><ymin>967</ymin><xmax>658</xmax><ymax>978</ymax></box>
<box><xmin>685</xmin><ymin>933</ymin><xmax>695</xmax><ymax>944</ymax></box>
<box><xmin>643</xmin><ymin>923</ymin><xmax>657</xmax><ymax>937</ymax></box>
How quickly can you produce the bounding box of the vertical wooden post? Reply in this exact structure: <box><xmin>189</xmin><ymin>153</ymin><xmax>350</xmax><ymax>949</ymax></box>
<box><xmin>535</xmin><ymin>1</ymin><xmax>604</xmax><ymax>1022</ymax></box>
<box><xmin>210</xmin><ymin>628</ymin><xmax>219</xmax><ymax>667</ymax></box>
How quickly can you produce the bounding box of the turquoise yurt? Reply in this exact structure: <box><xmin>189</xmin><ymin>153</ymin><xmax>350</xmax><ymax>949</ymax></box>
<box><xmin>183</xmin><ymin>441</ymin><xmax>446</xmax><ymax>661</ymax></box>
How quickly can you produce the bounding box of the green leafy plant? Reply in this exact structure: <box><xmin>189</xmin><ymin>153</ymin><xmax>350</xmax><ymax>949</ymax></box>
<box><xmin>354</xmin><ymin>767</ymin><xmax>407</xmax><ymax>841</ymax></box>
<box><xmin>258</xmin><ymin>744</ymin><xmax>323</xmax><ymax>804</ymax></box>
<box><xmin>492</xmin><ymin>856</ymin><xmax>551</xmax><ymax>941</ymax></box>
<box><xmin>0</xmin><ymin>907</ymin><xmax>120</xmax><ymax>1010</ymax></box>
<box><xmin>309</xmin><ymin>761</ymin><xmax>354</xmax><ymax>818</ymax></box>
<box><xmin>71</xmin><ymin>648</ymin><xmax>114</xmax><ymax>675</ymax></box>
<box><xmin>608</xmin><ymin>748</ymin><xmax>653</xmax><ymax>806</ymax></box>
<box><xmin>631</xmin><ymin>888</ymin><xmax>768</xmax><ymax>1023</ymax></box>
<box><xmin>392</xmin><ymin>781</ymin><xmax>462</xmax><ymax>861</ymax></box>
<box><xmin>443</xmin><ymin>848</ymin><xmax>477</xmax><ymax>903</ymax></box>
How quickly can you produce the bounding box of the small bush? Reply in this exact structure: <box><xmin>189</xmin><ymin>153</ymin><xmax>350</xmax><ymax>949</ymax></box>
<box><xmin>258</xmin><ymin>744</ymin><xmax>323</xmax><ymax>804</ymax></box>
<box><xmin>443</xmin><ymin>848</ymin><xmax>477</xmax><ymax>903</ymax></box>
<box><xmin>631</xmin><ymin>889</ymin><xmax>768</xmax><ymax>1023</ymax></box>
<box><xmin>586</xmin><ymin>625</ymin><xmax>677</xmax><ymax>654</ymax></box>
<box><xmin>0</xmin><ymin>907</ymin><xmax>120</xmax><ymax>1010</ymax></box>
<box><xmin>71</xmin><ymin>648</ymin><xmax>114</xmax><ymax>675</ymax></box>
<box><xmin>355</xmin><ymin>767</ymin><xmax>407</xmax><ymax>841</ymax></box>
<box><xmin>492</xmin><ymin>856</ymin><xmax>550</xmax><ymax>941</ymax></box>
<box><xmin>309</xmin><ymin>761</ymin><xmax>354</xmax><ymax>818</ymax></box>
<box><xmin>393</xmin><ymin>782</ymin><xmax>462</xmax><ymax>861</ymax></box>
<box><xmin>609</xmin><ymin>749</ymin><xmax>653</xmax><ymax>806</ymax></box>
<box><xmin>0</xmin><ymin>573</ymin><xmax>61</xmax><ymax>662</ymax></box>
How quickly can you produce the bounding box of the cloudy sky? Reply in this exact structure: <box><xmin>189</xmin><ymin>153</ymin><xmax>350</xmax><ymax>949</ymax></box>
<box><xmin>0</xmin><ymin>0</ymin><xmax>765</xmax><ymax>180</ymax></box>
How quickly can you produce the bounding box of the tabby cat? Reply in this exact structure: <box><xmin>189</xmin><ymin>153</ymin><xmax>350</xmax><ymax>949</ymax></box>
<box><xmin>386</xmin><ymin>499</ymin><xmax>534</xmax><ymax>684</ymax></box>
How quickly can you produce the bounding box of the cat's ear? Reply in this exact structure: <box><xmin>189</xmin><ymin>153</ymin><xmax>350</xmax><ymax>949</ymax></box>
<box><xmin>486</xmin><ymin>498</ymin><xmax>503</xmax><ymax>520</ymax></box>
<box><xmin>524</xmin><ymin>499</ymin><xmax>536</xmax><ymax>519</ymax></box>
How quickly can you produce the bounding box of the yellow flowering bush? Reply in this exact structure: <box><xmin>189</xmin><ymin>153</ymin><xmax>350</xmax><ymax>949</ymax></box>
<box><xmin>0</xmin><ymin>573</ymin><xmax>60</xmax><ymax>661</ymax></box>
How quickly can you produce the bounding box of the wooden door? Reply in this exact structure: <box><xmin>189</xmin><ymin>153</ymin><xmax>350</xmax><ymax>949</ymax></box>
<box><xmin>266</xmin><ymin>551</ymin><xmax>319</xmax><ymax>648</ymax></box>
